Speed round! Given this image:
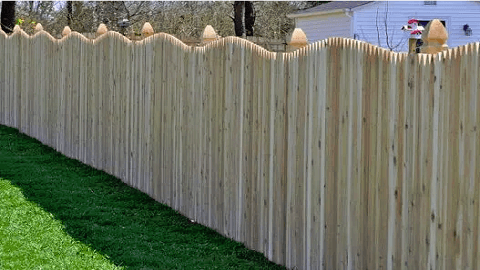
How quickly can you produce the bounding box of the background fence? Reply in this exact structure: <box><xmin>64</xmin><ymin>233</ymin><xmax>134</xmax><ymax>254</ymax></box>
<box><xmin>0</xmin><ymin>28</ymin><xmax>479</xmax><ymax>270</ymax></box>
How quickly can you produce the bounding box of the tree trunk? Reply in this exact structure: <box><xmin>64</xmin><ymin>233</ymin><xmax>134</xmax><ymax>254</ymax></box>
<box><xmin>233</xmin><ymin>1</ymin><xmax>244</xmax><ymax>37</ymax></box>
<box><xmin>244</xmin><ymin>1</ymin><xmax>254</xmax><ymax>36</ymax></box>
<box><xmin>67</xmin><ymin>1</ymin><xmax>73</xmax><ymax>27</ymax></box>
<box><xmin>1</xmin><ymin>1</ymin><xmax>16</xmax><ymax>34</ymax></box>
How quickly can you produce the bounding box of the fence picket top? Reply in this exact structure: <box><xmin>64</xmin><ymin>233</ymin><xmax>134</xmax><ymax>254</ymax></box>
<box><xmin>374</xmin><ymin>44</ymin><xmax>382</xmax><ymax>57</ymax></box>
<box><xmin>459</xmin><ymin>45</ymin><xmax>466</xmax><ymax>57</ymax></box>
<box><xmin>357</xmin><ymin>41</ymin><xmax>365</xmax><ymax>53</ymax></box>
<box><xmin>436</xmin><ymin>50</ymin><xmax>446</xmax><ymax>61</ymax></box>
<box><xmin>321</xmin><ymin>39</ymin><xmax>327</xmax><ymax>49</ymax></box>
<box><xmin>8</xmin><ymin>27</ymin><xmax>29</xmax><ymax>39</ymax></box>
<box><xmin>444</xmin><ymin>48</ymin><xmax>452</xmax><ymax>60</ymax></box>
<box><xmin>327</xmin><ymin>37</ymin><xmax>333</xmax><ymax>47</ymax></box>
<box><xmin>365</xmin><ymin>42</ymin><xmax>372</xmax><ymax>54</ymax></box>
<box><xmin>91</xmin><ymin>30</ymin><xmax>114</xmax><ymax>44</ymax></box>
<box><xmin>352</xmin><ymin>40</ymin><xmax>361</xmax><ymax>51</ymax></box>
<box><xmin>434</xmin><ymin>51</ymin><xmax>443</xmax><ymax>63</ymax></box>
<box><xmin>60</xmin><ymin>31</ymin><xmax>92</xmax><ymax>43</ymax></box>
<box><xmin>379</xmin><ymin>46</ymin><xmax>389</xmax><ymax>57</ymax></box>
<box><xmin>366</xmin><ymin>43</ymin><xmax>374</xmax><ymax>56</ymax></box>
<box><xmin>335</xmin><ymin>36</ymin><xmax>341</xmax><ymax>46</ymax></box>
<box><xmin>139</xmin><ymin>34</ymin><xmax>155</xmax><ymax>45</ymax></box>
<box><xmin>466</xmin><ymin>43</ymin><xmax>475</xmax><ymax>55</ymax></box>
<box><xmin>382</xmin><ymin>49</ymin><xmax>390</xmax><ymax>62</ymax></box>
<box><xmin>452</xmin><ymin>46</ymin><xmax>460</xmax><ymax>59</ymax></box>
<box><xmin>388</xmin><ymin>50</ymin><xmax>396</xmax><ymax>62</ymax></box>
<box><xmin>390</xmin><ymin>51</ymin><xmax>398</xmax><ymax>65</ymax></box>
<box><xmin>29</xmin><ymin>30</ymin><xmax>57</xmax><ymax>43</ymax></box>
<box><xmin>3</xmin><ymin>24</ymin><xmax>480</xmax><ymax>58</ymax></box>
<box><xmin>300</xmin><ymin>45</ymin><xmax>307</xmax><ymax>56</ymax></box>
<box><xmin>418</xmin><ymin>53</ymin><xmax>427</xmax><ymax>66</ymax></box>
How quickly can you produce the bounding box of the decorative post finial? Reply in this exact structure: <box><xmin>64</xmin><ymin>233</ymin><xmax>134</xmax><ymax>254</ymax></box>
<box><xmin>62</xmin><ymin>26</ymin><xmax>71</xmax><ymax>37</ymax></box>
<box><xmin>96</xmin><ymin>23</ymin><xmax>108</xmax><ymax>37</ymax></box>
<box><xmin>201</xmin><ymin>25</ymin><xmax>219</xmax><ymax>45</ymax></box>
<box><xmin>13</xmin><ymin>25</ymin><xmax>21</xmax><ymax>33</ymax></box>
<box><xmin>141</xmin><ymin>22</ymin><xmax>154</xmax><ymax>38</ymax></box>
<box><xmin>421</xmin><ymin>19</ymin><xmax>448</xmax><ymax>54</ymax></box>
<box><xmin>288</xmin><ymin>28</ymin><xmax>308</xmax><ymax>51</ymax></box>
<box><xmin>34</xmin><ymin>23</ymin><xmax>43</xmax><ymax>33</ymax></box>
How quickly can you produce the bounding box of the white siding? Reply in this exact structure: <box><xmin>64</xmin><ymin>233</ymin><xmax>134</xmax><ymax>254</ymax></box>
<box><xmin>352</xmin><ymin>1</ymin><xmax>480</xmax><ymax>52</ymax></box>
<box><xmin>296</xmin><ymin>12</ymin><xmax>352</xmax><ymax>43</ymax></box>
<box><xmin>295</xmin><ymin>1</ymin><xmax>480</xmax><ymax>52</ymax></box>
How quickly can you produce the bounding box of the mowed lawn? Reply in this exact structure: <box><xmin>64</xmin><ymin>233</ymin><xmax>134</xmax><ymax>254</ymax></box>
<box><xmin>0</xmin><ymin>125</ymin><xmax>285</xmax><ymax>270</ymax></box>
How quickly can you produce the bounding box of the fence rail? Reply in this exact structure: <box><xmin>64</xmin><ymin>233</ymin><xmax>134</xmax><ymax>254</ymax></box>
<box><xmin>0</xmin><ymin>27</ymin><xmax>479</xmax><ymax>270</ymax></box>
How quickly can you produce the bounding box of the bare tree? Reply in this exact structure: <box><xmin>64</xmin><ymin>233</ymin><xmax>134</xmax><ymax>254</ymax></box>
<box><xmin>1</xmin><ymin>1</ymin><xmax>16</xmax><ymax>33</ymax></box>
<box><xmin>66</xmin><ymin>1</ymin><xmax>72</xmax><ymax>26</ymax></box>
<box><xmin>233</xmin><ymin>1</ymin><xmax>244</xmax><ymax>37</ymax></box>
<box><xmin>254</xmin><ymin>1</ymin><xmax>296</xmax><ymax>39</ymax></box>
<box><xmin>6</xmin><ymin>1</ymin><xmax>322</xmax><ymax>42</ymax></box>
<box><xmin>375</xmin><ymin>2</ymin><xmax>407</xmax><ymax>51</ymax></box>
<box><xmin>244</xmin><ymin>1</ymin><xmax>254</xmax><ymax>36</ymax></box>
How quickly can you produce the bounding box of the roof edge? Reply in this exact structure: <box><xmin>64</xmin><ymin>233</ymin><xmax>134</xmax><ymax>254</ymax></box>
<box><xmin>287</xmin><ymin>8</ymin><xmax>347</xmax><ymax>19</ymax></box>
<box><xmin>287</xmin><ymin>1</ymin><xmax>373</xmax><ymax>19</ymax></box>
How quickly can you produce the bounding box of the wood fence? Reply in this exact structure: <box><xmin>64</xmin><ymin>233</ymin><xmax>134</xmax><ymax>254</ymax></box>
<box><xmin>79</xmin><ymin>32</ymin><xmax>288</xmax><ymax>52</ymax></box>
<box><xmin>0</xmin><ymin>28</ymin><xmax>479</xmax><ymax>270</ymax></box>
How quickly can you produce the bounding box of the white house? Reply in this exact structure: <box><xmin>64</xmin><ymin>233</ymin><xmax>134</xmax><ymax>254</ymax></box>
<box><xmin>287</xmin><ymin>1</ymin><xmax>480</xmax><ymax>52</ymax></box>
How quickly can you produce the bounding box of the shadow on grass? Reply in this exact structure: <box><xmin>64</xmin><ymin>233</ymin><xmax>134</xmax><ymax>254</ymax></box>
<box><xmin>0</xmin><ymin>125</ymin><xmax>286</xmax><ymax>270</ymax></box>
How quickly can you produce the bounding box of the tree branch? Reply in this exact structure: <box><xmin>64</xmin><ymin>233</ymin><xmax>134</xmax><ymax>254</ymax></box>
<box><xmin>384</xmin><ymin>2</ymin><xmax>393</xmax><ymax>50</ymax></box>
<box><xmin>376</xmin><ymin>7</ymin><xmax>381</xmax><ymax>47</ymax></box>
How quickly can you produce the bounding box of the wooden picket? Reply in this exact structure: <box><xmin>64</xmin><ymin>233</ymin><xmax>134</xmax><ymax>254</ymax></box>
<box><xmin>1</xmin><ymin>26</ymin><xmax>479</xmax><ymax>270</ymax></box>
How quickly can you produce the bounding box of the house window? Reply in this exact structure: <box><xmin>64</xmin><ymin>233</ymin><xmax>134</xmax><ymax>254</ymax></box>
<box><xmin>424</xmin><ymin>1</ymin><xmax>437</xmax><ymax>5</ymax></box>
<box><xmin>418</xmin><ymin>20</ymin><xmax>446</xmax><ymax>28</ymax></box>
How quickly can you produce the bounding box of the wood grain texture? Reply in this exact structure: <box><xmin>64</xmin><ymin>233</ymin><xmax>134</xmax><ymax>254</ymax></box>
<box><xmin>0</xmin><ymin>28</ymin><xmax>479</xmax><ymax>270</ymax></box>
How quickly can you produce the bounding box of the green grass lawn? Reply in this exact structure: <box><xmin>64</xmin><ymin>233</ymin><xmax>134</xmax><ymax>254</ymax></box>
<box><xmin>0</xmin><ymin>125</ymin><xmax>286</xmax><ymax>270</ymax></box>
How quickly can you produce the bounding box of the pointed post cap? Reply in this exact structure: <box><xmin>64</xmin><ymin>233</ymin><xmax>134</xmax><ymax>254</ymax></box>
<box><xmin>288</xmin><ymin>28</ymin><xmax>308</xmax><ymax>50</ymax></box>
<box><xmin>96</xmin><ymin>23</ymin><xmax>108</xmax><ymax>37</ymax></box>
<box><xmin>141</xmin><ymin>22</ymin><xmax>154</xmax><ymax>38</ymax></box>
<box><xmin>422</xmin><ymin>19</ymin><xmax>448</xmax><ymax>45</ymax></box>
<box><xmin>13</xmin><ymin>25</ymin><xmax>21</xmax><ymax>33</ymax></box>
<box><xmin>420</xmin><ymin>19</ymin><xmax>449</xmax><ymax>54</ymax></box>
<box><xmin>62</xmin><ymin>26</ymin><xmax>71</xmax><ymax>37</ymax></box>
<box><xmin>34</xmin><ymin>23</ymin><xmax>43</xmax><ymax>33</ymax></box>
<box><xmin>201</xmin><ymin>25</ymin><xmax>219</xmax><ymax>44</ymax></box>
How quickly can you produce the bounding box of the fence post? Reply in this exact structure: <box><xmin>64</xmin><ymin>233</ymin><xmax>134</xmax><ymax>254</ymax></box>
<box><xmin>62</xmin><ymin>26</ymin><xmax>71</xmax><ymax>37</ymax></box>
<box><xmin>141</xmin><ymin>22</ymin><xmax>154</xmax><ymax>39</ymax></box>
<box><xmin>201</xmin><ymin>25</ymin><xmax>219</xmax><ymax>45</ymax></box>
<box><xmin>34</xmin><ymin>23</ymin><xmax>43</xmax><ymax>34</ymax></box>
<box><xmin>13</xmin><ymin>25</ymin><xmax>21</xmax><ymax>33</ymax></box>
<box><xmin>96</xmin><ymin>23</ymin><xmax>108</xmax><ymax>38</ymax></box>
<box><xmin>287</xmin><ymin>28</ymin><xmax>308</xmax><ymax>51</ymax></box>
<box><xmin>420</xmin><ymin>19</ymin><xmax>448</xmax><ymax>54</ymax></box>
